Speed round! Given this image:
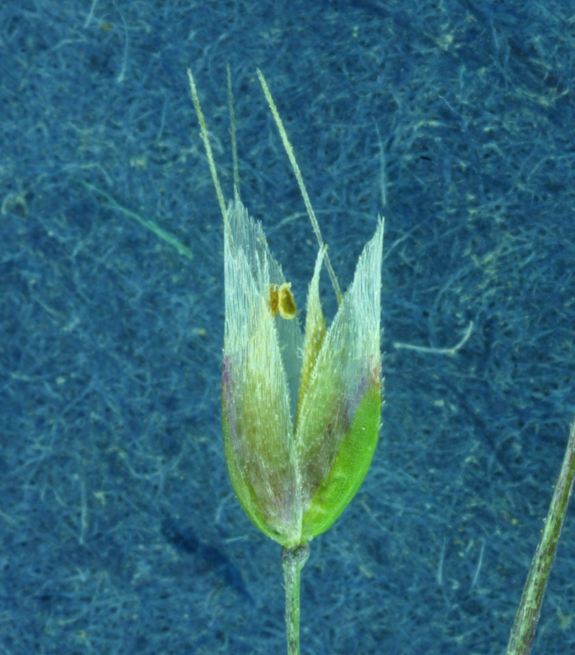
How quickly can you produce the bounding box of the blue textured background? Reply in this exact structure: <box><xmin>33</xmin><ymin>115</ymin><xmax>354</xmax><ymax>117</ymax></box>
<box><xmin>2</xmin><ymin>1</ymin><xmax>575</xmax><ymax>653</ymax></box>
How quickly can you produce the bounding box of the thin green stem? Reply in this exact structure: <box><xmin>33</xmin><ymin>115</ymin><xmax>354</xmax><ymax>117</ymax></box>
<box><xmin>282</xmin><ymin>543</ymin><xmax>310</xmax><ymax>655</ymax></box>
<box><xmin>505</xmin><ymin>415</ymin><xmax>575</xmax><ymax>655</ymax></box>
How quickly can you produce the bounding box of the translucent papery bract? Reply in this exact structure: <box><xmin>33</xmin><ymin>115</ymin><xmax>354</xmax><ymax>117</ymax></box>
<box><xmin>296</xmin><ymin>219</ymin><xmax>385</xmax><ymax>542</ymax></box>
<box><xmin>222</xmin><ymin>199</ymin><xmax>303</xmax><ymax>546</ymax></box>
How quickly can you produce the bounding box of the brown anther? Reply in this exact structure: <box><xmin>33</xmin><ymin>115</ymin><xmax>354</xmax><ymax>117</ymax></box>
<box><xmin>278</xmin><ymin>283</ymin><xmax>297</xmax><ymax>319</ymax></box>
<box><xmin>269</xmin><ymin>284</ymin><xmax>279</xmax><ymax>317</ymax></box>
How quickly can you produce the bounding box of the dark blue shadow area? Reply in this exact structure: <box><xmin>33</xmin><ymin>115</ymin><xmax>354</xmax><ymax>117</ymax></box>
<box><xmin>161</xmin><ymin>517</ymin><xmax>255</xmax><ymax>605</ymax></box>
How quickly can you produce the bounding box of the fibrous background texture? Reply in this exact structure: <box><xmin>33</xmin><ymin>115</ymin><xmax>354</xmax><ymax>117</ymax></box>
<box><xmin>1</xmin><ymin>1</ymin><xmax>575</xmax><ymax>653</ymax></box>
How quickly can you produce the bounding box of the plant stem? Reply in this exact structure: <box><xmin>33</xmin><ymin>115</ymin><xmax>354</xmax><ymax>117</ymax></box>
<box><xmin>282</xmin><ymin>543</ymin><xmax>310</xmax><ymax>655</ymax></box>
<box><xmin>505</xmin><ymin>416</ymin><xmax>575</xmax><ymax>655</ymax></box>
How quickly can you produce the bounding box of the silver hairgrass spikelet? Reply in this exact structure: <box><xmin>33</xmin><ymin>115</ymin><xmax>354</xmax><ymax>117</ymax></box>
<box><xmin>189</xmin><ymin>67</ymin><xmax>384</xmax><ymax>550</ymax></box>
<box><xmin>222</xmin><ymin>199</ymin><xmax>383</xmax><ymax>548</ymax></box>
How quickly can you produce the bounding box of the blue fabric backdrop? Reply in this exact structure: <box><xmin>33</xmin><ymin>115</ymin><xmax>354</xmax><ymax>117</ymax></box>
<box><xmin>1</xmin><ymin>1</ymin><xmax>575</xmax><ymax>653</ymax></box>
